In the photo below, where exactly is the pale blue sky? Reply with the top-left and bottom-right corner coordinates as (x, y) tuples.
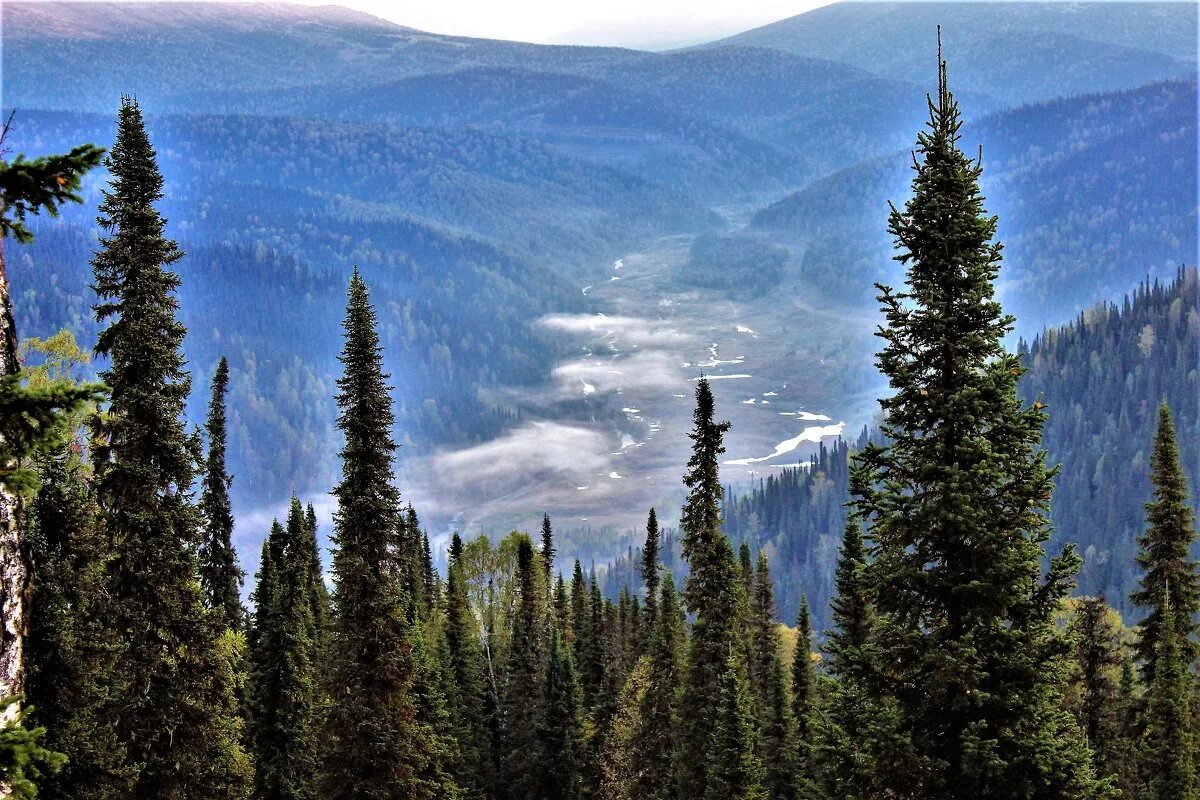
(289, 0), (836, 48)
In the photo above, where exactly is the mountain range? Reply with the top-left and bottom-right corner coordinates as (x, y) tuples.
(3, 0), (1196, 585)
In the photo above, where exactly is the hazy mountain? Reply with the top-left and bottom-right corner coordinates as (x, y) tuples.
(752, 79), (1197, 327)
(710, 1), (1197, 104)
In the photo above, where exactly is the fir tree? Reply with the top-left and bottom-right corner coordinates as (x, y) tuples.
(1142, 593), (1197, 800)
(541, 514), (556, 585)
(441, 539), (490, 797)
(24, 447), (130, 800)
(500, 536), (544, 800)
(569, 560), (588, 662)
(89, 96), (250, 798)
(323, 270), (451, 798)
(1068, 597), (1125, 784)
(641, 508), (661, 624)
(302, 504), (331, 658)
(705, 649), (766, 800)
(633, 573), (684, 800)
(790, 596), (817, 780)
(538, 631), (584, 800)
(848, 51), (1100, 798)
(198, 356), (245, 632)
(752, 553), (797, 800)
(678, 377), (743, 798)
(249, 500), (322, 800)
(816, 523), (887, 800)
(1131, 402), (1199, 684)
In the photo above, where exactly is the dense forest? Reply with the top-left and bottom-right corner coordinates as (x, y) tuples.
(2, 36), (1198, 799)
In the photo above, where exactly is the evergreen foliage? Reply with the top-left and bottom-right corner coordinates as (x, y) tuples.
(322, 270), (452, 798)
(538, 631), (584, 800)
(848, 53), (1100, 798)
(678, 377), (744, 798)
(1141, 594), (1197, 800)
(704, 650), (766, 800)
(199, 356), (245, 632)
(1131, 402), (1199, 684)
(633, 572), (684, 800)
(89, 96), (251, 799)
(500, 536), (544, 800)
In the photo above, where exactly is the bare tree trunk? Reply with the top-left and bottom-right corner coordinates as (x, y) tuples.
(0, 234), (28, 718)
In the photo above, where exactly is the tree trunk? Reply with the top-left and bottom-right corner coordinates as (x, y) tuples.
(0, 234), (28, 717)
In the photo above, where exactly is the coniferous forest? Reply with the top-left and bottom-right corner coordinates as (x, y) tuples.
(0, 29), (1198, 800)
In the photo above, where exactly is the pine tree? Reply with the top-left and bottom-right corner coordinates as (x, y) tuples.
(848, 51), (1100, 798)
(24, 447), (130, 800)
(569, 560), (588, 662)
(678, 377), (743, 798)
(538, 631), (584, 800)
(641, 508), (661, 624)
(1131, 402), (1199, 684)
(198, 356), (245, 632)
(500, 536), (544, 800)
(323, 270), (451, 798)
(89, 96), (250, 798)
(633, 573), (684, 800)
(1142, 593), (1197, 800)
(441, 537), (490, 797)
(1068, 597), (1125, 784)
(705, 649), (766, 800)
(302, 504), (331, 658)
(791, 596), (817, 781)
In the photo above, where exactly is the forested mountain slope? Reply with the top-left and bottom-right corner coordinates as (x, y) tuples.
(1020, 268), (1199, 619)
(752, 79), (1197, 326)
(711, 1), (1197, 103)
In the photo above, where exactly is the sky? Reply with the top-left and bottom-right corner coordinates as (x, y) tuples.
(289, 0), (837, 49)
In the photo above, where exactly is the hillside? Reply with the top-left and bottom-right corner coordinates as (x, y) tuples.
(1020, 268), (1200, 620)
(712, 1), (1197, 104)
(751, 79), (1197, 327)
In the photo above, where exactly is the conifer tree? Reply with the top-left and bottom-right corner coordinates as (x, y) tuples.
(816, 523), (888, 800)
(790, 596), (817, 781)
(541, 513), (556, 584)
(89, 96), (250, 798)
(538, 631), (584, 800)
(705, 649), (766, 800)
(1131, 402), (1199, 684)
(1142, 594), (1197, 800)
(752, 553), (797, 800)
(633, 573), (684, 800)
(25, 447), (130, 800)
(642, 508), (661, 624)
(1068, 597), (1125, 784)
(678, 377), (743, 798)
(302, 504), (331, 656)
(441, 537), (490, 797)
(554, 575), (569, 635)
(848, 51), (1100, 798)
(199, 356), (245, 632)
(323, 270), (451, 798)
(570, 560), (588, 660)
(249, 500), (322, 800)
(501, 536), (544, 800)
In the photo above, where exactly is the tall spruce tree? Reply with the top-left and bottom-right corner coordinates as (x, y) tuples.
(441, 537), (491, 797)
(790, 596), (817, 784)
(633, 572), (684, 800)
(249, 500), (322, 800)
(538, 631), (584, 800)
(1131, 402), (1199, 684)
(752, 553), (798, 800)
(90, 96), (250, 798)
(25, 447), (130, 800)
(816, 522), (889, 800)
(500, 536), (544, 800)
(1142, 593), (1197, 800)
(302, 504), (331, 658)
(199, 356), (245, 632)
(705, 649), (766, 800)
(323, 270), (450, 798)
(678, 377), (743, 798)
(848, 49), (1102, 798)
(541, 514), (556, 584)
(642, 508), (661, 624)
